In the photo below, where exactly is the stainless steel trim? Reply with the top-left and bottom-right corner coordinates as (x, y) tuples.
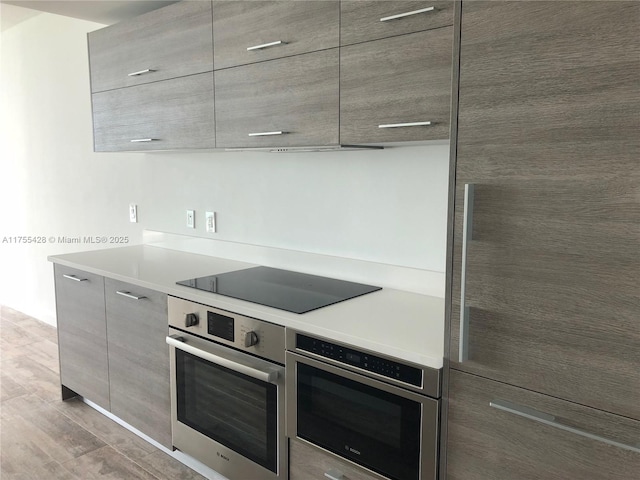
(378, 121), (432, 128)
(62, 274), (87, 282)
(324, 469), (344, 480)
(490, 400), (640, 454)
(459, 183), (475, 362)
(248, 131), (286, 137)
(247, 40), (286, 51)
(128, 68), (155, 76)
(130, 138), (156, 143)
(285, 329), (441, 398)
(115, 290), (146, 300)
(380, 6), (436, 22)
(166, 334), (278, 383)
(286, 351), (439, 480)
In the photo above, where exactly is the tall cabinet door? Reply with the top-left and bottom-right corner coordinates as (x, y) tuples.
(449, 1), (640, 420)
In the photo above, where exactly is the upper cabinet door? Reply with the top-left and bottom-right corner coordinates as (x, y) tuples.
(341, 0), (453, 46)
(92, 73), (215, 151)
(88, 1), (213, 93)
(212, 1), (339, 70)
(215, 50), (339, 148)
(341, 28), (452, 144)
(450, 2), (640, 420)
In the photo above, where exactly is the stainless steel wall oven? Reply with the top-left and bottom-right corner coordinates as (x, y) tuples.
(167, 296), (287, 480)
(286, 330), (441, 480)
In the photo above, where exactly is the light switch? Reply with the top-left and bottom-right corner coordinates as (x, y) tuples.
(129, 204), (137, 223)
(186, 210), (195, 228)
(205, 211), (216, 233)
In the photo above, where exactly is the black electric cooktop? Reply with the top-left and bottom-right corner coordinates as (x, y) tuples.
(176, 266), (381, 314)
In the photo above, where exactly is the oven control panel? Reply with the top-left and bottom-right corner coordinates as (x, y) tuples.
(296, 334), (422, 387)
(168, 296), (285, 364)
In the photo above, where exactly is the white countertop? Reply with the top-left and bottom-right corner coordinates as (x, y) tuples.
(48, 245), (444, 369)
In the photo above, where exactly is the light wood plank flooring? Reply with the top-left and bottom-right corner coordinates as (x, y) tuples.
(0, 305), (206, 480)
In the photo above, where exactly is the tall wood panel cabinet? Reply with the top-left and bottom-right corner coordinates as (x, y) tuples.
(442, 2), (640, 478)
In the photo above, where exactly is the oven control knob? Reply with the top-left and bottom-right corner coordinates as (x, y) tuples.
(184, 313), (199, 328)
(244, 331), (259, 348)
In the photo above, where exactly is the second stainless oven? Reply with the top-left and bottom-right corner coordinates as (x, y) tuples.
(167, 296), (287, 480)
(286, 330), (441, 480)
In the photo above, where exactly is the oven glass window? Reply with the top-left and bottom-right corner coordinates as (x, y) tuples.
(297, 363), (421, 480)
(176, 350), (278, 473)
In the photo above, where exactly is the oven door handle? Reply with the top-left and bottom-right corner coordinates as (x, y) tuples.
(166, 335), (279, 383)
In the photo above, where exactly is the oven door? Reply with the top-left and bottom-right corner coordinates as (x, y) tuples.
(286, 351), (439, 480)
(167, 329), (287, 480)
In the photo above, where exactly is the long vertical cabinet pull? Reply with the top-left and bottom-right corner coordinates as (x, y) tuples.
(459, 183), (475, 362)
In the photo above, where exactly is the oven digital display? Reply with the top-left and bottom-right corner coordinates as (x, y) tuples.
(207, 311), (234, 341)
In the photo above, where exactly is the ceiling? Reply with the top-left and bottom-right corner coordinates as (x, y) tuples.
(1, 0), (178, 30)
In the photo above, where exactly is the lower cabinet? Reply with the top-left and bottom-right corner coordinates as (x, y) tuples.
(54, 265), (110, 410)
(446, 370), (640, 480)
(54, 267), (171, 449)
(105, 279), (171, 448)
(91, 72), (215, 151)
(289, 438), (382, 480)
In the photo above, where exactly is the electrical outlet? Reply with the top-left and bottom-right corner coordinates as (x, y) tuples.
(186, 210), (195, 228)
(129, 204), (137, 223)
(205, 211), (216, 233)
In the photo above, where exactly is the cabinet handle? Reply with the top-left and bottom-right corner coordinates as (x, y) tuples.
(459, 183), (475, 363)
(62, 274), (87, 282)
(248, 131), (286, 137)
(130, 138), (157, 143)
(246, 40), (286, 51)
(166, 335), (278, 383)
(116, 290), (146, 300)
(127, 68), (155, 77)
(490, 400), (640, 454)
(378, 121), (432, 128)
(380, 6), (436, 22)
(324, 469), (344, 480)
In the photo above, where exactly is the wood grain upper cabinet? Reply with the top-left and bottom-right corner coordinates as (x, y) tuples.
(92, 72), (215, 151)
(54, 265), (110, 410)
(88, 1), (213, 93)
(105, 279), (171, 448)
(340, 28), (452, 144)
(446, 370), (640, 480)
(341, 0), (453, 46)
(212, 1), (339, 70)
(215, 50), (339, 148)
(449, 2), (640, 420)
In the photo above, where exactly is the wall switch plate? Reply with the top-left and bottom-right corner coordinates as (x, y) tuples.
(205, 211), (216, 233)
(129, 204), (137, 223)
(186, 210), (195, 228)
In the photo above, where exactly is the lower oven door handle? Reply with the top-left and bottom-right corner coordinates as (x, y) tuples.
(166, 335), (278, 383)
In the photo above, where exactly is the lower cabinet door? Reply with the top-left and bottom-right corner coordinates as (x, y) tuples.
(289, 438), (382, 480)
(105, 279), (171, 448)
(446, 370), (640, 480)
(54, 265), (110, 410)
(91, 72), (215, 151)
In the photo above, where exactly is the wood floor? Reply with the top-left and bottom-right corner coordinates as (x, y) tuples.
(0, 305), (206, 480)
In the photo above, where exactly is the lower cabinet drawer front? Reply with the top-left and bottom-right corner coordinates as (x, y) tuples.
(290, 438), (384, 480)
(446, 370), (640, 480)
(105, 279), (171, 448)
(92, 73), (215, 151)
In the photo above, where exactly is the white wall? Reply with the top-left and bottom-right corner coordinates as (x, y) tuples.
(0, 9), (146, 324)
(0, 9), (449, 326)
